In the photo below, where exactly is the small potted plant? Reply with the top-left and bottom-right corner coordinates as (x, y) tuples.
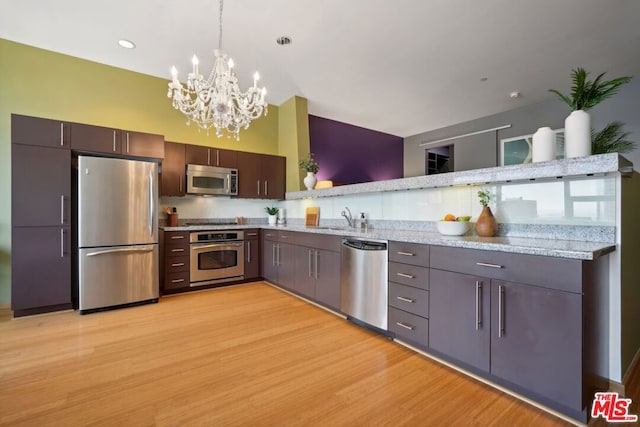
(549, 68), (632, 158)
(265, 206), (279, 226)
(299, 153), (320, 190)
(475, 190), (497, 237)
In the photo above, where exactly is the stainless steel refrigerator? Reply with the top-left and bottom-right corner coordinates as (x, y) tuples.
(77, 156), (159, 313)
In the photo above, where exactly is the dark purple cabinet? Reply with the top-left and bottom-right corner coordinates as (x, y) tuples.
(185, 145), (237, 168)
(237, 152), (286, 200)
(293, 234), (341, 310)
(11, 226), (72, 315)
(314, 249), (340, 311)
(490, 280), (582, 412)
(11, 114), (70, 148)
(294, 248), (316, 299)
(429, 269), (490, 372)
(161, 141), (186, 197)
(261, 232), (295, 290)
(12, 144), (71, 227)
(71, 123), (164, 159)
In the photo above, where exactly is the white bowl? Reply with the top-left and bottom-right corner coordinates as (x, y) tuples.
(437, 220), (470, 236)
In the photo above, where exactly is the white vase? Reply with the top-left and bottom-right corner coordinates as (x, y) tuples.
(303, 172), (317, 190)
(564, 110), (591, 158)
(268, 214), (277, 226)
(532, 127), (555, 162)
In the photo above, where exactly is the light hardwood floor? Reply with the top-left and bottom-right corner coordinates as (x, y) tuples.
(0, 283), (593, 426)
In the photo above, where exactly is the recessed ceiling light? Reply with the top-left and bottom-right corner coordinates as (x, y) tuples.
(480, 77), (488, 82)
(118, 39), (136, 49)
(276, 36), (292, 46)
(509, 91), (521, 99)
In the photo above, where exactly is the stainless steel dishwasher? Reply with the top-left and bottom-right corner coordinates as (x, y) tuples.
(341, 238), (388, 330)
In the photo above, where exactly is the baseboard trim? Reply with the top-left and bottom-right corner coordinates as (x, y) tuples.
(622, 347), (640, 392)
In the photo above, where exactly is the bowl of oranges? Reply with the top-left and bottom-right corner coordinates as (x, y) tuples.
(437, 213), (471, 236)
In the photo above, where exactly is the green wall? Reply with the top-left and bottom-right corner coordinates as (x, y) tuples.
(0, 38), (283, 303)
(278, 96), (310, 192)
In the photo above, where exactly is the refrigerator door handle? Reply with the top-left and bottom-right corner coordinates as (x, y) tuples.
(148, 170), (153, 236)
(86, 245), (156, 257)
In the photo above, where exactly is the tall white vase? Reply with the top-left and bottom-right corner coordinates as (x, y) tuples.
(532, 127), (555, 162)
(303, 172), (317, 190)
(564, 110), (591, 158)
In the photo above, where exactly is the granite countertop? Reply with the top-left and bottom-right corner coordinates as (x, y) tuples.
(161, 224), (615, 260)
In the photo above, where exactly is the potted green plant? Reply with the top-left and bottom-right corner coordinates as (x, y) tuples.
(299, 153), (320, 190)
(265, 206), (279, 225)
(591, 122), (636, 154)
(475, 190), (496, 237)
(549, 68), (632, 158)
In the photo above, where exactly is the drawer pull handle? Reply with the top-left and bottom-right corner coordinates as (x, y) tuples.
(170, 235), (185, 240)
(171, 263), (185, 267)
(281, 235), (288, 239)
(247, 233), (258, 236)
(397, 251), (415, 257)
(396, 272), (415, 279)
(396, 322), (415, 331)
(171, 278), (185, 283)
(171, 248), (185, 253)
(476, 262), (503, 269)
(396, 296), (415, 303)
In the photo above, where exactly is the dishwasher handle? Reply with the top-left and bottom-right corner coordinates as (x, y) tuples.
(342, 240), (387, 251)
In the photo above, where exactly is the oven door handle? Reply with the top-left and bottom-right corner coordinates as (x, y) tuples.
(191, 242), (243, 250)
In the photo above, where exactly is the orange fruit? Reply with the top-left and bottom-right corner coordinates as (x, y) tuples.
(444, 213), (456, 221)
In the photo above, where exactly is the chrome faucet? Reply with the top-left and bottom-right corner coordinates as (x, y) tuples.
(341, 207), (355, 228)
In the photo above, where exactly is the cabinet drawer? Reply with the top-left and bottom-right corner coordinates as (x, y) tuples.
(166, 245), (188, 257)
(388, 262), (429, 290)
(244, 229), (259, 240)
(165, 271), (190, 290)
(389, 282), (429, 317)
(165, 231), (189, 242)
(296, 232), (341, 252)
(430, 246), (582, 293)
(388, 307), (429, 348)
(277, 230), (297, 243)
(389, 241), (429, 267)
(165, 256), (189, 273)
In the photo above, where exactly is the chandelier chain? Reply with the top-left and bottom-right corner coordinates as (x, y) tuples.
(218, 0), (223, 50)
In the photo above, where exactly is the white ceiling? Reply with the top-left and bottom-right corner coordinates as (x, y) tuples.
(1, 0), (640, 138)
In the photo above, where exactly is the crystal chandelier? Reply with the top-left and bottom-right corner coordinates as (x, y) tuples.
(167, 0), (267, 140)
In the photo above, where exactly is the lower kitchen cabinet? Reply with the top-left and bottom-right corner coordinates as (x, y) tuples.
(160, 231), (190, 292)
(261, 231), (295, 290)
(429, 269), (490, 372)
(388, 306), (429, 348)
(11, 226), (72, 316)
(490, 280), (582, 412)
(244, 229), (260, 279)
(293, 247), (341, 309)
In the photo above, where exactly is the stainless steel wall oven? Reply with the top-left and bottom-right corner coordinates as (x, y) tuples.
(190, 231), (244, 286)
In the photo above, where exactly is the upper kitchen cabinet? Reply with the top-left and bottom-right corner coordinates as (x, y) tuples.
(237, 152), (285, 200)
(71, 123), (164, 159)
(185, 145), (237, 168)
(161, 141), (186, 197)
(12, 144), (71, 227)
(11, 114), (71, 148)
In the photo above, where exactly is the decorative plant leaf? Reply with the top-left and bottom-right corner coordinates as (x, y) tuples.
(591, 122), (636, 154)
(549, 68), (632, 111)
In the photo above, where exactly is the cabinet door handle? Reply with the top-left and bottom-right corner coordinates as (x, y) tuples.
(475, 281), (482, 330)
(60, 123), (65, 146)
(397, 251), (415, 257)
(171, 248), (185, 253)
(60, 195), (65, 225)
(308, 250), (313, 277)
(396, 322), (415, 331)
(396, 272), (415, 279)
(171, 262), (185, 267)
(476, 262), (503, 269)
(126, 132), (130, 153)
(498, 285), (505, 337)
(171, 278), (185, 284)
(247, 233), (258, 237)
(314, 250), (319, 279)
(207, 149), (211, 165)
(277, 244), (280, 267)
(216, 149), (219, 166)
(170, 235), (185, 240)
(60, 228), (65, 257)
(396, 296), (415, 303)
(264, 180), (268, 196)
(272, 243), (276, 266)
(179, 174), (183, 192)
(247, 241), (251, 263)
(113, 130), (117, 152)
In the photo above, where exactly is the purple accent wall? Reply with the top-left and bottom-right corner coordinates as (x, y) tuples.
(308, 115), (403, 185)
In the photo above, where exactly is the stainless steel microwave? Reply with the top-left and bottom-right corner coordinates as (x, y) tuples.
(186, 164), (238, 196)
